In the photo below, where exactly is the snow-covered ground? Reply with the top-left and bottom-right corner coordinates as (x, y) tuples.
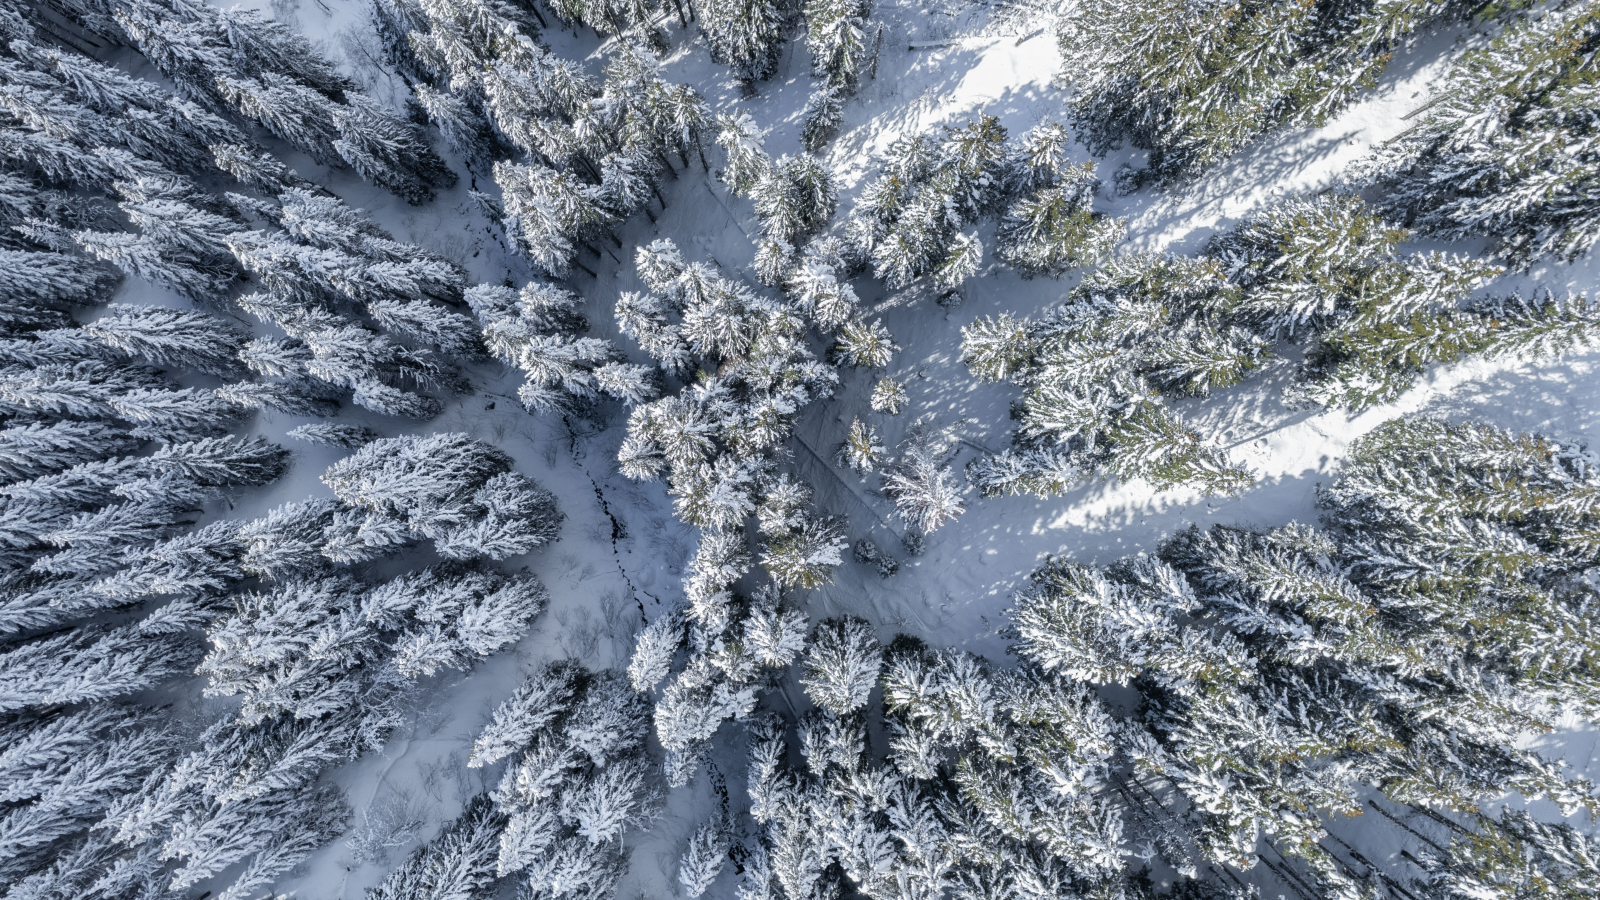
(178, 1), (1600, 897)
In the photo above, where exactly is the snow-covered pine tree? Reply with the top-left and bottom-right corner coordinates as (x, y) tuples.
(868, 376), (905, 415)
(646, 582), (810, 786)
(742, 627), (1140, 900)
(286, 422), (380, 448)
(322, 433), (563, 560)
(0, 705), (179, 890)
(715, 111), (772, 196)
(472, 664), (661, 896)
(800, 615), (880, 715)
(1362, 1), (1600, 266)
(799, 0), (872, 149)
(834, 417), (883, 474)
(965, 191), (1574, 496)
(110, 0), (454, 202)
(679, 809), (733, 897)
(880, 421), (964, 534)
(108, 713), (357, 900)
(985, 414), (1600, 893)
(471, 282), (655, 413)
(995, 158), (1123, 279)
(752, 154), (838, 246)
(400, 1), (703, 272)
(701, 0), (785, 86)
(364, 794), (505, 900)
(0, 623), (198, 712)
(469, 662), (581, 768)
(0, 420), (135, 484)
(960, 253), (1256, 496)
(842, 115), (1009, 289)
(626, 606), (684, 693)
(82, 304), (245, 377)
(805, 0), (871, 90)
(800, 83), (845, 152)
(1205, 192), (1597, 409)
(1058, 0), (1486, 185)
(135, 561), (550, 896)
(615, 240), (851, 599)
(1410, 806), (1600, 900)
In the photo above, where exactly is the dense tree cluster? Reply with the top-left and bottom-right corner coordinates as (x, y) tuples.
(841, 118), (1122, 299)
(388, 0), (709, 277)
(844, 115), (1010, 293)
(1, 425), (559, 898)
(1362, 0), (1600, 267)
(468, 279), (657, 414)
(56, 0), (454, 202)
(742, 416), (1600, 900)
(365, 793), (505, 900)
(716, 112), (840, 258)
(962, 192), (1599, 497)
(2, 1), (1595, 899)
(997, 415), (1600, 897)
(465, 662), (662, 898)
(0, 3), (480, 421)
(739, 615), (1148, 900)
(995, 124), (1123, 279)
(226, 189), (481, 419)
(1056, 0), (1492, 186)
(616, 237), (844, 783)
(800, 0), (876, 150)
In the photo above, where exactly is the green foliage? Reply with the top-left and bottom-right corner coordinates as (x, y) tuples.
(996, 161), (1123, 278)
(1366, 0), (1600, 265)
(993, 415), (1600, 890)
(1058, 0), (1485, 184)
(1417, 807), (1600, 900)
(962, 253), (1256, 497)
(964, 191), (1600, 498)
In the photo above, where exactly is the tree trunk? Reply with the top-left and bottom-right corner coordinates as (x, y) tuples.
(652, 184), (669, 210)
(604, 8), (627, 38)
(670, 0), (688, 27)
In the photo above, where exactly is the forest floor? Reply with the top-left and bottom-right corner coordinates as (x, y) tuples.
(161, 1), (1600, 897)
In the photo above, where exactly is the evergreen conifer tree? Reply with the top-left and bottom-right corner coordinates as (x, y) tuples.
(1362, 1), (1600, 266)
(1057, 0), (1486, 184)
(835, 417), (884, 474)
(881, 422), (964, 533)
(701, 0), (785, 85)
(366, 795), (507, 900)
